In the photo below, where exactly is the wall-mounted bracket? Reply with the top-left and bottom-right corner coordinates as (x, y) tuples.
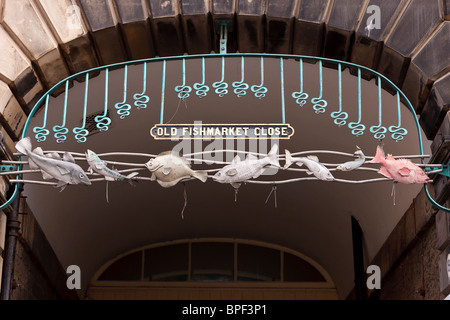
(215, 19), (233, 54)
(0, 165), (18, 173)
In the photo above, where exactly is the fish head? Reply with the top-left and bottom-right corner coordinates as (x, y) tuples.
(414, 169), (430, 184)
(323, 172), (335, 181)
(145, 158), (161, 172)
(212, 170), (226, 183)
(74, 170), (92, 186)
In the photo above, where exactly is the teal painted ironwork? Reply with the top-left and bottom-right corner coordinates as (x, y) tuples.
(389, 92), (408, 142)
(251, 56), (267, 99)
(115, 64), (132, 119)
(175, 58), (192, 100)
(212, 56), (228, 97)
(33, 94), (50, 142)
(52, 80), (70, 143)
(72, 73), (90, 142)
(0, 165), (18, 172)
(311, 60), (327, 114)
(369, 76), (387, 140)
(193, 57), (209, 97)
(280, 58), (286, 124)
(348, 68), (366, 136)
(3, 52), (448, 213)
(95, 68), (112, 131)
(291, 58), (308, 107)
(133, 62), (149, 109)
(232, 56), (249, 97)
(330, 63), (348, 126)
(160, 60), (166, 124)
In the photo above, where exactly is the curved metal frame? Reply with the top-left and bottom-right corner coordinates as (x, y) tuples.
(0, 53), (447, 212)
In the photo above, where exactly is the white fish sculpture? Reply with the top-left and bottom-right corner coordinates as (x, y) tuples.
(284, 150), (334, 181)
(86, 149), (139, 184)
(336, 146), (365, 171)
(212, 144), (280, 189)
(144, 151), (208, 188)
(15, 137), (91, 191)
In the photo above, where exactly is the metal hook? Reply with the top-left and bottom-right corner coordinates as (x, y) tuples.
(265, 184), (278, 208)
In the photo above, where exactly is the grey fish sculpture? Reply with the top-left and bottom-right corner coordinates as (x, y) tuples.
(284, 150), (334, 181)
(212, 144), (280, 189)
(336, 146), (365, 171)
(145, 151), (208, 188)
(86, 149), (139, 184)
(15, 137), (91, 191)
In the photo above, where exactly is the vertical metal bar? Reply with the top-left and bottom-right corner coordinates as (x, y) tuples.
(280, 58), (286, 124)
(160, 60), (166, 124)
(0, 184), (23, 300)
(351, 216), (367, 300)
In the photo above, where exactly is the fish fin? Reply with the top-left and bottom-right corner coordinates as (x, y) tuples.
(56, 165), (70, 175)
(386, 154), (395, 161)
(231, 182), (241, 189)
(41, 171), (54, 180)
(378, 166), (393, 179)
(231, 155), (240, 164)
(225, 168), (238, 176)
(126, 172), (139, 179)
(306, 170), (313, 175)
(192, 170), (208, 183)
(94, 163), (103, 170)
(150, 173), (156, 181)
(253, 168), (265, 179)
(28, 158), (39, 170)
(246, 154), (257, 161)
(370, 145), (386, 164)
(283, 150), (292, 169)
(105, 176), (115, 182)
(87, 167), (93, 174)
(46, 152), (61, 160)
(33, 147), (45, 156)
(162, 167), (172, 175)
(398, 167), (412, 177)
(295, 162), (304, 168)
(55, 181), (67, 192)
(267, 144), (280, 167)
(15, 137), (32, 155)
(63, 152), (75, 163)
(307, 155), (319, 162)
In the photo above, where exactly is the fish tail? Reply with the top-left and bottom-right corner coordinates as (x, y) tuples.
(193, 170), (208, 183)
(267, 144), (280, 167)
(284, 149), (293, 169)
(15, 137), (32, 155)
(370, 145), (386, 164)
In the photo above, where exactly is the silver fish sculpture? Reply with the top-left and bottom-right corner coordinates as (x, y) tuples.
(86, 149), (139, 183)
(336, 146), (365, 171)
(145, 151), (208, 188)
(284, 150), (334, 181)
(15, 137), (91, 191)
(212, 144), (280, 189)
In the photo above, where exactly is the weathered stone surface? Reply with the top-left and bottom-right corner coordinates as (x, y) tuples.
(8, 67), (44, 113)
(351, 0), (407, 71)
(436, 208), (450, 250)
(438, 245), (450, 295)
(148, 0), (184, 56)
(115, 0), (155, 59)
(180, 0), (212, 54)
(323, 0), (365, 60)
(36, 0), (99, 73)
(237, 0), (265, 53)
(78, 0), (127, 64)
(403, 22), (450, 113)
(414, 187), (436, 233)
(293, 0), (330, 56)
(265, 0), (297, 53)
(420, 72), (450, 139)
(0, 81), (27, 139)
(378, 0), (443, 87)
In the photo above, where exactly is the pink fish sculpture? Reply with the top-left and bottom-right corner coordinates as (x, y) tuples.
(369, 145), (430, 184)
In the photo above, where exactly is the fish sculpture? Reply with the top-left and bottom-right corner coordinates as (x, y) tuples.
(284, 150), (334, 181)
(212, 144), (280, 189)
(145, 151), (208, 188)
(336, 146), (365, 171)
(15, 137), (91, 191)
(85, 149), (139, 184)
(369, 145), (430, 184)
